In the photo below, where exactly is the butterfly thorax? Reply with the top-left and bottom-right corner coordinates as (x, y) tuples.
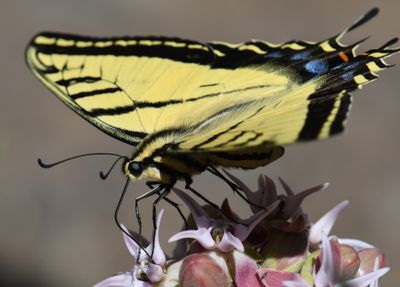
(123, 131), (207, 184)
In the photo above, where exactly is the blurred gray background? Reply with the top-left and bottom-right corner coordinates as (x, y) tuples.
(1, 0), (399, 286)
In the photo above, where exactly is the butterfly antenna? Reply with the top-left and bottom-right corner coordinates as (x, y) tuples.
(38, 152), (124, 168)
(100, 155), (128, 180)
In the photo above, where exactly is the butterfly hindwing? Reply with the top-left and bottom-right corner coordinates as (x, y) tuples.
(173, 36), (398, 153)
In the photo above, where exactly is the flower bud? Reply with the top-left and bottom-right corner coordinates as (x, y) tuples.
(339, 244), (360, 281)
(260, 230), (307, 272)
(357, 248), (387, 277)
(179, 253), (229, 287)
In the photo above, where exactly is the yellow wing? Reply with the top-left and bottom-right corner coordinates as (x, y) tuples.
(26, 33), (218, 144)
(26, 10), (398, 154)
(25, 32), (313, 146)
(173, 38), (398, 152)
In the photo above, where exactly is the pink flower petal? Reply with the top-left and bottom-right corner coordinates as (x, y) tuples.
(259, 174), (278, 204)
(218, 231), (244, 252)
(252, 174), (278, 213)
(173, 188), (211, 228)
(256, 268), (309, 287)
(280, 183), (329, 220)
(93, 273), (135, 287)
(309, 201), (349, 245)
(169, 228), (215, 250)
(278, 177), (295, 196)
(233, 251), (260, 287)
(234, 201), (280, 241)
(179, 253), (229, 287)
(224, 171), (278, 214)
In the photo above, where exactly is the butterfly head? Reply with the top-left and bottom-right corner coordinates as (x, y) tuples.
(123, 159), (163, 182)
(125, 161), (143, 177)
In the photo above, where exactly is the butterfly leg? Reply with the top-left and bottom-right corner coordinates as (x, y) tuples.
(134, 184), (165, 261)
(146, 181), (188, 229)
(207, 166), (265, 210)
(149, 185), (173, 258)
(185, 178), (244, 225)
(184, 178), (219, 209)
(207, 166), (240, 192)
(114, 178), (153, 259)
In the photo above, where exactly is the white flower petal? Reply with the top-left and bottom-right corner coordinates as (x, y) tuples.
(218, 231), (244, 252)
(315, 234), (341, 285)
(370, 258), (381, 287)
(310, 200), (349, 245)
(169, 227), (215, 249)
(142, 263), (164, 282)
(283, 281), (310, 287)
(335, 267), (389, 287)
(338, 238), (374, 250)
(121, 225), (139, 260)
(144, 209), (166, 266)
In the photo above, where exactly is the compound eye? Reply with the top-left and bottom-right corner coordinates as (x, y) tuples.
(127, 161), (143, 176)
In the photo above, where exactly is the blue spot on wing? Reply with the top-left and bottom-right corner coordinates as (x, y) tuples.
(305, 59), (328, 75)
(332, 62), (359, 71)
(264, 51), (282, 58)
(341, 71), (354, 80)
(291, 51), (310, 60)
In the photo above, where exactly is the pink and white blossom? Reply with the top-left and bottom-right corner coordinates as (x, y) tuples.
(94, 174), (390, 287)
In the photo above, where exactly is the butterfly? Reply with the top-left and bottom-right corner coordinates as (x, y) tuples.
(26, 8), (398, 251)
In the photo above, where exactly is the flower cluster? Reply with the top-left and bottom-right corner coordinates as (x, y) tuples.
(95, 173), (389, 287)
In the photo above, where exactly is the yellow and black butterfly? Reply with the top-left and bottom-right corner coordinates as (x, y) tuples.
(26, 8), (398, 248)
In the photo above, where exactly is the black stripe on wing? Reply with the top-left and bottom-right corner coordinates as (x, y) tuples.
(298, 96), (337, 141)
(70, 87), (122, 100)
(329, 92), (352, 136)
(30, 32), (215, 65)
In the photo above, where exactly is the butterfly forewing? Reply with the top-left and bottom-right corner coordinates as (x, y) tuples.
(26, 33), (217, 143)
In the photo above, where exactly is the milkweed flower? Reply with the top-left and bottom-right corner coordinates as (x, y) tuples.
(94, 174), (389, 287)
(94, 210), (167, 287)
(168, 188), (280, 253)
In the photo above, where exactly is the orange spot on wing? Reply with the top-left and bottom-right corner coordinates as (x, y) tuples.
(339, 51), (349, 62)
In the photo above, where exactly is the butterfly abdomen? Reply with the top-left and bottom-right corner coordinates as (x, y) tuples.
(198, 146), (285, 170)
